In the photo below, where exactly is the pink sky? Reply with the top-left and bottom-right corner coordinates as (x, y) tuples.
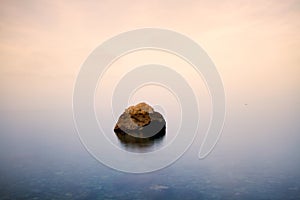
(0, 0), (299, 112)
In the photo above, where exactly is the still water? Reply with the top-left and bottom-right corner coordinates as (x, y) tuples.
(0, 110), (299, 200)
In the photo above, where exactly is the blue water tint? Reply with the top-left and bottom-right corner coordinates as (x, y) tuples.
(0, 110), (299, 199)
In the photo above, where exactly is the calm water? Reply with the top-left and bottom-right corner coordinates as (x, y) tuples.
(0, 110), (299, 200)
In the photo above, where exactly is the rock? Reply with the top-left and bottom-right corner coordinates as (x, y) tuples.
(114, 102), (166, 139)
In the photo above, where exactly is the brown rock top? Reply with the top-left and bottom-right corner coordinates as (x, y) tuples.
(114, 102), (166, 139)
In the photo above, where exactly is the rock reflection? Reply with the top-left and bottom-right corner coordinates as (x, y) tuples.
(114, 126), (166, 152)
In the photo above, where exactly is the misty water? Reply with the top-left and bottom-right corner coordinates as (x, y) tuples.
(1, 0), (300, 199)
(0, 107), (299, 200)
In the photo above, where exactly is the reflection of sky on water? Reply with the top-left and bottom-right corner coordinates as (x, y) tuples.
(0, 109), (299, 199)
(0, 0), (299, 199)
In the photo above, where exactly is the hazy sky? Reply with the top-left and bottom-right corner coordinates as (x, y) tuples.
(0, 1), (300, 185)
(0, 0), (299, 113)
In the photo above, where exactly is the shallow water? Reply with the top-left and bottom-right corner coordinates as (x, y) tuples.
(0, 110), (299, 200)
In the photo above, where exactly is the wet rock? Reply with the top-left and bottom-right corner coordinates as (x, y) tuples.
(114, 102), (166, 139)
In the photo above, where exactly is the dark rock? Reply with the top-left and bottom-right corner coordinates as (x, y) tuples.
(114, 102), (166, 139)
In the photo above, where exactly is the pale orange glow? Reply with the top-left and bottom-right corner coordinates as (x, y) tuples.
(0, 0), (299, 112)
